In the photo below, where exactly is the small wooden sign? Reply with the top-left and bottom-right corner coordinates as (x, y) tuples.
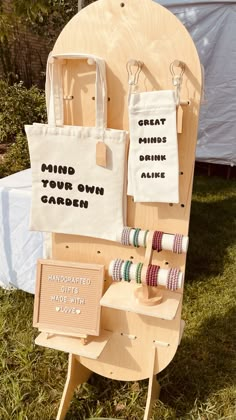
(33, 259), (104, 337)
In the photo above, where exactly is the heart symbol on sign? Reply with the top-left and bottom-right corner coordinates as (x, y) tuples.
(76, 309), (81, 315)
(56, 307), (60, 312)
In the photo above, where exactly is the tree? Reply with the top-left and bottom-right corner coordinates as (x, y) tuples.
(0, 0), (96, 85)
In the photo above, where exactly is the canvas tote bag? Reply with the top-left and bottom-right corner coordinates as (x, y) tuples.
(25, 53), (127, 241)
(127, 89), (179, 203)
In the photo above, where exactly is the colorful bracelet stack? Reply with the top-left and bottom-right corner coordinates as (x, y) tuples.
(112, 258), (124, 281)
(172, 234), (184, 254)
(119, 227), (187, 254)
(120, 227), (149, 248)
(110, 259), (182, 290)
(167, 268), (180, 291)
(121, 227), (132, 246)
(146, 264), (160, 286)
(152, 231), (163, 252)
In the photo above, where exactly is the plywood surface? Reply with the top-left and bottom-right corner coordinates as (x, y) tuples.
(35, 330), (112, 359)
(48, 0), (202, 380)
(100, 282), (182, 320)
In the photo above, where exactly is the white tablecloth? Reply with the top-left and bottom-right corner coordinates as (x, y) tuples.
(0, 169), (44, 293)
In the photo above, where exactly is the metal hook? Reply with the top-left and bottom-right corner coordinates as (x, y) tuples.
(126, 59), (143, 86)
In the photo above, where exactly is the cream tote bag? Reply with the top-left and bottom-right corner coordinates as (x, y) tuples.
(25, 53), (127, 241)
(127, 90), (179, 203)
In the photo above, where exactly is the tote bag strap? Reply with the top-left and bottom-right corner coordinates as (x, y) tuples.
(46, 52), (107, 130)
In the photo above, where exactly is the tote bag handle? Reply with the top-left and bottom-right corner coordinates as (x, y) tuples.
(46, 52), (107, 130)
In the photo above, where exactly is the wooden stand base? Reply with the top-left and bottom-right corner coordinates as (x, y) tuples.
(56, 347), (160, 420)
(135, 284), (163, 306)
(144, 345), (161, 420)
(56, 354), (91, 420)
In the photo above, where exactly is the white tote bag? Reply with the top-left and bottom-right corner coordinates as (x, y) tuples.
(25, 53), (127, 241)
(128, 90), (179, 203)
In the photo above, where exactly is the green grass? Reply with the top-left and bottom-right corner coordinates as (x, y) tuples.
(0, 175), (236, 420)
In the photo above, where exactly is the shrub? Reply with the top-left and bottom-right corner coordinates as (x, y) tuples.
(0, 80), (46, 144)
(0, 133), (30, 178)
(0, 80), (46, 177)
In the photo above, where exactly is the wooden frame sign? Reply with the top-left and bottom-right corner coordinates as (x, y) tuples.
(33, 259), (104, 337)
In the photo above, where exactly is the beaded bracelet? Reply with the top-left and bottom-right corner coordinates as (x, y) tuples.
(146, 264), (159, 286)
(173, 234), (183, 254)
(123, 260), (132, 282)
(151, 265), (160, 286)
(167, 268), (180, 291)
(157, 231), (163, 252)
(112, 258), (124, 281)
(147, 265), (153, 286)
(133, 228), (141, 248)
(155, 231), (163, 252)
(121, 227), (132, 246)
(146, 265), (152, 286)
(149, 264), (160, 286)
(152, 231), (163, 252)
(148, 265), (155, 286)
(152, 231), (157, 250)
(135, 262), (143, 284)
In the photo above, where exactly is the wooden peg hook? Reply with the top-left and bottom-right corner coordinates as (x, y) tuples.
(135, 231), (163, 306)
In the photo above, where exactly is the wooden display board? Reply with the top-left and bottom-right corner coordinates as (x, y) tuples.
(35, 0), (202, 418)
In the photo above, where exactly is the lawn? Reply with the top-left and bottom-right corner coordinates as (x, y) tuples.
(0, 174), (235, 420)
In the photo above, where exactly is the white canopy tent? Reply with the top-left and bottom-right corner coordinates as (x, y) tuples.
(157, 0), (236, 166)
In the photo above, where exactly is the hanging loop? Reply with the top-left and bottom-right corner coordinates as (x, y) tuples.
(170, 60), (185, 78)
(126, 59), (143, 86)
(170, 60), (185, 105)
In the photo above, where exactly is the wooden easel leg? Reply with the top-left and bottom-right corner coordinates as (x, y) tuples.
(144, 346), (161, 420)
(56, 353), (92, 420)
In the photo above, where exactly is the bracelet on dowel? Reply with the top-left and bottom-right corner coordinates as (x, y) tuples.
(118, 227), (189, 254)
(109, 260), (183, 290)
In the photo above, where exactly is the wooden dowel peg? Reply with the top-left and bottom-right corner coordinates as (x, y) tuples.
(177, 105), (183, 134)
(117, 228), (189, 254)
(180, 100), (190, 106)
(135, 239), (163, 306)
(109, 260), (183, 289)
(144, 231), (154, 266)
(135, 285), (163, 306)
